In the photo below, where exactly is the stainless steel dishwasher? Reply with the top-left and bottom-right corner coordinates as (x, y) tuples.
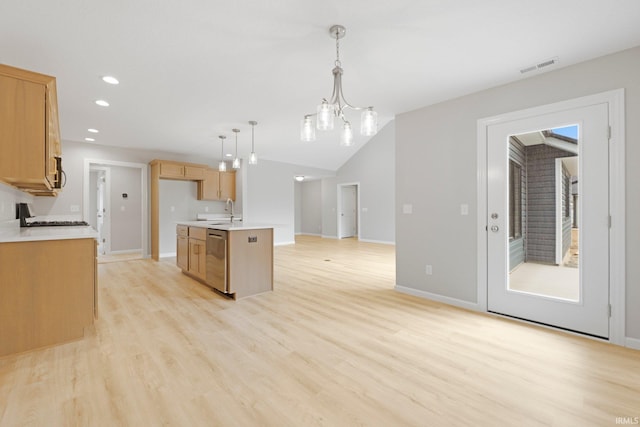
(206, 229), (228, 293)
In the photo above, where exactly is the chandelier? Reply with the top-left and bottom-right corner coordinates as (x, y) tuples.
(300, 25), (378, 146)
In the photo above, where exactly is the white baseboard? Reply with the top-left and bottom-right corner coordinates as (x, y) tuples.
(321, 234), (338, 239)
(359, 238), (395, 245)
(109, 249), (142, 255)
(626, 337), (640, 351)
(159, 252), (176, 258)
(298, 233), (322, 237)
(275, 241), (296, 246)
(394, 285), (480, 311)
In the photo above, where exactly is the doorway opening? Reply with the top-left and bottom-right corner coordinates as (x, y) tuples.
(337, 183), (360, 239)
(507, 126), (579, 302)
(83, 159), (149, 260)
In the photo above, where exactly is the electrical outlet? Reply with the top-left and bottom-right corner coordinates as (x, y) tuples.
(205, 206), (209, 212)
(70, 205), (80, 212)
(425, 265), (433, 275)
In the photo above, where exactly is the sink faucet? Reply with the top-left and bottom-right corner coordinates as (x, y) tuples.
(225, 198), (234, 222)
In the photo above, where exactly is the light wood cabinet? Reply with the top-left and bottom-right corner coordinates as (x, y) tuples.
(0, 238), (96, 357)
(228, 228), (273, 299)
(198, 169), (236, 201)
(156, 160), (205, 180)
(0, 64), (61, 195)
(176, 225), (189, 270)
(177, 226), (207, 281)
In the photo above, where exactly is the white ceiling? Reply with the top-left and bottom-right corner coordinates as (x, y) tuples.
(2, 1), (639, 171)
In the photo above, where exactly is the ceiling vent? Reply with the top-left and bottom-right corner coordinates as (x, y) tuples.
(520, 57), (559, 74)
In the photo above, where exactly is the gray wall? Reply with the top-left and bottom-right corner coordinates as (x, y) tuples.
(110, 166), (143, 252)
(310, 120), (396, 243)
(300, 180), (322, 235)
(525, 144), (574, 263)
(294, 181), (302, 234)
(395, 45), (640, 340)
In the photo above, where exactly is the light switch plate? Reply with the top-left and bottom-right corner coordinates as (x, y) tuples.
(403, 204), (413, 214)
(460, 204), (469, 215)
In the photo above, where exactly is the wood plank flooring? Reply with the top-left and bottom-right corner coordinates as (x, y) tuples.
(1, 235), (639, 426)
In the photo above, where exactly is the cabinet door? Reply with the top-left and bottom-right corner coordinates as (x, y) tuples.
(176, 235), (189, 270)
(219, 171), (236, 201)
(0, 75), (46, 185)
(184, 166), (204, 180)
(159, 162), (184, 179)
(198, 169), (220, 200)
(188, 238), (206, 280)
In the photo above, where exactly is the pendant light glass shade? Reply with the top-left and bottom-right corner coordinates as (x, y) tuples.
(218, 135), (227, 172)
(316, 100), (334, 131)
(232, 128), (241, 169)
(301, 115), (316, 142)
(249, 121), (258, 165)
(340, 122), (353, 147)
(360, 107), (378, 136)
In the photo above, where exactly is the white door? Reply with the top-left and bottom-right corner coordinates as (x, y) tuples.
(339, 185), (357, 238)
(487, 103), (610, 338)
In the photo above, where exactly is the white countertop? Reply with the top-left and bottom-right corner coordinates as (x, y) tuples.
(0, 220), (99, 243)
(177, 220), (274, 231)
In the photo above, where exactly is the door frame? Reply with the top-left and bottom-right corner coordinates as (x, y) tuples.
(83, 159), (149, 258)
(476, 89), (625, 345)
(90, 166), (111, 255)
(337, 182), (360, 239)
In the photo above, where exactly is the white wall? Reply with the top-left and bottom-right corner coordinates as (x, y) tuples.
(0, 182), (32, 222)
(306, 120), (395, 243)
(395, 46), (640, 341)
(245, 159), (334, 245)
(300, 180), (322, 235)
(294, 181), (302, 234)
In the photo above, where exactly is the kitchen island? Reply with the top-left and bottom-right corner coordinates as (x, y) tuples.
(0, 222), (98, 357)
(176, 221), (273, 299)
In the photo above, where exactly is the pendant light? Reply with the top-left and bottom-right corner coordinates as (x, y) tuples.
(300, 25), (378, 144)
(232, 128), (241, 169)
(248, 121), (258, 165)
(218, 135), (227, 172)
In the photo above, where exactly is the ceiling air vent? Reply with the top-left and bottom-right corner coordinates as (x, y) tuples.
(520, 57), (559, 74)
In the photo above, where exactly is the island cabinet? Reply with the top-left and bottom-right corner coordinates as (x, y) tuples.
(176, 225), (189, 270)
(0, 237), (97, 357)
(0, 64), (62, 195)
(175, 224), (273, 299)
(227, 228), (273, 299)
(188, 226), (207, 280)
(197, 169), (236, 201)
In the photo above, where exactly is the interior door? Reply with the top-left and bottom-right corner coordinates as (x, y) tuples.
(340, 185), (357, 238)
(487, 103), (610, 338)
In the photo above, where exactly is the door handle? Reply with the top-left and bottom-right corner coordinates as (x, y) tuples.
(491, 225), (499, 232)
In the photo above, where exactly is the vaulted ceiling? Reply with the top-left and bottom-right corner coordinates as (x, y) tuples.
(2, 1), (639, 170)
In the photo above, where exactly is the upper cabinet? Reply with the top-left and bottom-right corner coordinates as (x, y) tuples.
(198, 169), (235, 201)
(0, 64), (61, 195)
(155, 160), (205, 180)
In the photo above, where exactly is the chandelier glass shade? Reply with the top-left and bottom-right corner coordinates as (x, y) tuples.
(301, 25), (378, 146)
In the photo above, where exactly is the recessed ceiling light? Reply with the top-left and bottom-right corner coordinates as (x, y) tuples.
(225, 153), (233, 157)
(88, 128), (99, 133)
(102, 76), (119, 85)
(295, 175), (305, 182)
(85, 137), (95, 142)
(95, 100), (109, 107)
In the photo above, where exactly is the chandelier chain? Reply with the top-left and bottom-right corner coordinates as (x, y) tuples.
(335, 30), (341, 67)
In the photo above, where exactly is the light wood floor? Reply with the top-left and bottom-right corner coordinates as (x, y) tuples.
(1, 235), (639, 426)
